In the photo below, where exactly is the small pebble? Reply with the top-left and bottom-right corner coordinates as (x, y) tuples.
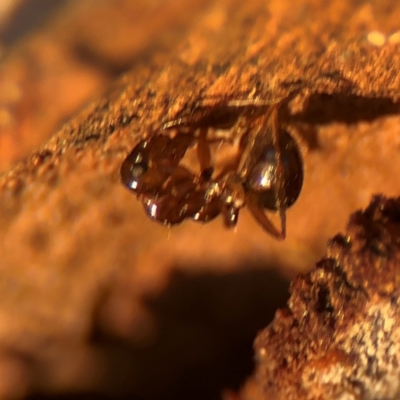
(367, 31), (386, 46)
(388, 31), (400, 44)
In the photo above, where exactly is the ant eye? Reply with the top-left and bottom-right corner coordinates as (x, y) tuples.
(245, 130), (303, 210)
(120, 141), (149, 191)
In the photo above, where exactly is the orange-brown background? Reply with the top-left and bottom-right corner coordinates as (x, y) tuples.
(0, 0), (399, 398)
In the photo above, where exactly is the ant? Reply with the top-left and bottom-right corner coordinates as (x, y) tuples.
(120, 102), (303, 240)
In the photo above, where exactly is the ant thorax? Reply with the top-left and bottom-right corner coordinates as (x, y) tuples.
(167, 126), (243, 180)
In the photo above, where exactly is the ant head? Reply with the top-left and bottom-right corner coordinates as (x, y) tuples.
(120, 141), (149, 191)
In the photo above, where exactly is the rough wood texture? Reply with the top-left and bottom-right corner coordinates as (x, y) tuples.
(0, 0), (399, 398)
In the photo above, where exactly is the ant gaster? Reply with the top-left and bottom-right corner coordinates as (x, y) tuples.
(120, 103), (303, 239)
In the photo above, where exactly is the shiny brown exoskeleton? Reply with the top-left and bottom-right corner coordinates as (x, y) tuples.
(120, 104), (303, 239)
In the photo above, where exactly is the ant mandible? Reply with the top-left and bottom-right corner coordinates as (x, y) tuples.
(120, 101), (303, 240)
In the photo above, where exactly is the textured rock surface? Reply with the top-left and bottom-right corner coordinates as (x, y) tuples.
(235, 196), (400, 399)
(0, 0), (399, 398)
(0, 0), (212, 171)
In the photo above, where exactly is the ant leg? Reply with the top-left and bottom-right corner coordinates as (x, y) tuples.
(246, 194), (284, 240)
(196, 128), (213, 180)
(270, 105), (287, 239)
(161, 119), (187, 130)
(213, 127), (250, 181)
(226, 98), (272, 107)
(163, 132), (196, 167)
(284, 123), (316, 154)
(224, 88), (301, 109)
(237, 105), (276, 177)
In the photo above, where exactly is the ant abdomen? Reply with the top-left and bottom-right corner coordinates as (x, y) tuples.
(244, 129), (303, 211)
